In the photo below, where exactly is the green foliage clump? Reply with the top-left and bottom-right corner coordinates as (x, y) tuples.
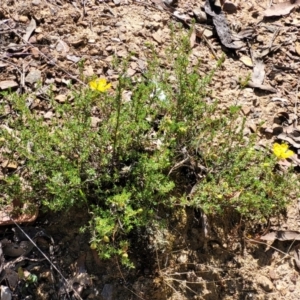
(192, 132), (293, 221)
(0, 26), (295, 266)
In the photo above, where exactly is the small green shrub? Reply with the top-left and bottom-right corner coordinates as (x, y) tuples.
(191, 130), (294, 221)
(0, 26), (295, 266)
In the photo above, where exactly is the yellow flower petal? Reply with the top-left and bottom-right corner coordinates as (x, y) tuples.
(273, 143), (282, 157)
(273, 143), (294, 159)
(89, 78), (111, 92)
(281, 149), (294, 159)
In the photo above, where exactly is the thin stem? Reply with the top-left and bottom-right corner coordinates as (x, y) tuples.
(112, 77), (123, 162)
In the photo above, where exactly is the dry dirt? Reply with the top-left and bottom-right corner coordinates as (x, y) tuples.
(1, 0), (300, 299)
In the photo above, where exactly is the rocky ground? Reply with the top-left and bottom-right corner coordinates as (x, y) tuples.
(1, 0), (300, 299)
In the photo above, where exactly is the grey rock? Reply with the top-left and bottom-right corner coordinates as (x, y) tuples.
(25, 69), (42, 84)
(1, 286), (12, 300)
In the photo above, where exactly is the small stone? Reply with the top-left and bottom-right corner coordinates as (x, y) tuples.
(256, 35), (265, 43)
(91, 117), (100, 128)
(32, 0), (41, 5)
(223, 1), (237, 13)
(83, 65), (94, 77)
(289, 285), (296, 292)
(177, 253), (188, 264)
(275, 74), (284, 83)
(56, 40), (69, 53)
(203, 29), (213, 38)
(1, 160), (18, 170)
(193, 8), (207, 23)
(7, 161), (18, 169)
(269, 268), (279, 280)
(36, 34), (44, 42)
(90, 49), (99, 55)
(126, 68), (136, 77)
(44, 111), (53, 119)
(35, 27), (43, 33)
(257, 275), (274, 292)
(241, 105), (251, 116)
(55, 94), (67, 103)
(247, 120), (257, 133)
(290, 272), (298, 284)
(243, 127), (251, 136)
(25, 69), (42, 84)
(1, 286), (12, 300)
(30, 47), (40, 58)
(152, 31), (162, 44)
(19, 15), (29, 23)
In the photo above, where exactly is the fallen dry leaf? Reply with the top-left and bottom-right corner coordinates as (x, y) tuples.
(204, 0), (244, 49)
(66, 55), (81, 63)
(173, 11), (191, 23)
(55, 94), (68, 103)
(23, 18), (36, 42)
(56, 40), (70, 53)
(239, 56), (253, 67)
(264, 0), (300, 17)
(1, 160), (18, 169)
(0, 80), (18, 90)
(261, 230), (300, 241)
(277, 133), (300, 148)
(295, 42), (300, 56)
(44, 111), (53, 119)
(247, 81), (277, 93)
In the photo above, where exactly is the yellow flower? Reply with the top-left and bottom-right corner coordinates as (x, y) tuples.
(89, 78), (111, 92)
(273, 143), (294, 159)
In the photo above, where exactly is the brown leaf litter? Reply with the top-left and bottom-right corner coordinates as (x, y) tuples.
(1, 0), (300, 298)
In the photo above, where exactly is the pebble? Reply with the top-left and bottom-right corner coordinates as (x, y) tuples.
(193, 8), (207, 23)
(91, 117), (101, 128)
(1, 286), (12, 300)
(241, 105), (251, 116)
(44, 111), (53, 119)
(177, 253), (188, 264)
(19, 15), (29, 23)
(257, 275), (274, 292)
(25, 69), (42, 84)
(223, 1), (237, 13)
